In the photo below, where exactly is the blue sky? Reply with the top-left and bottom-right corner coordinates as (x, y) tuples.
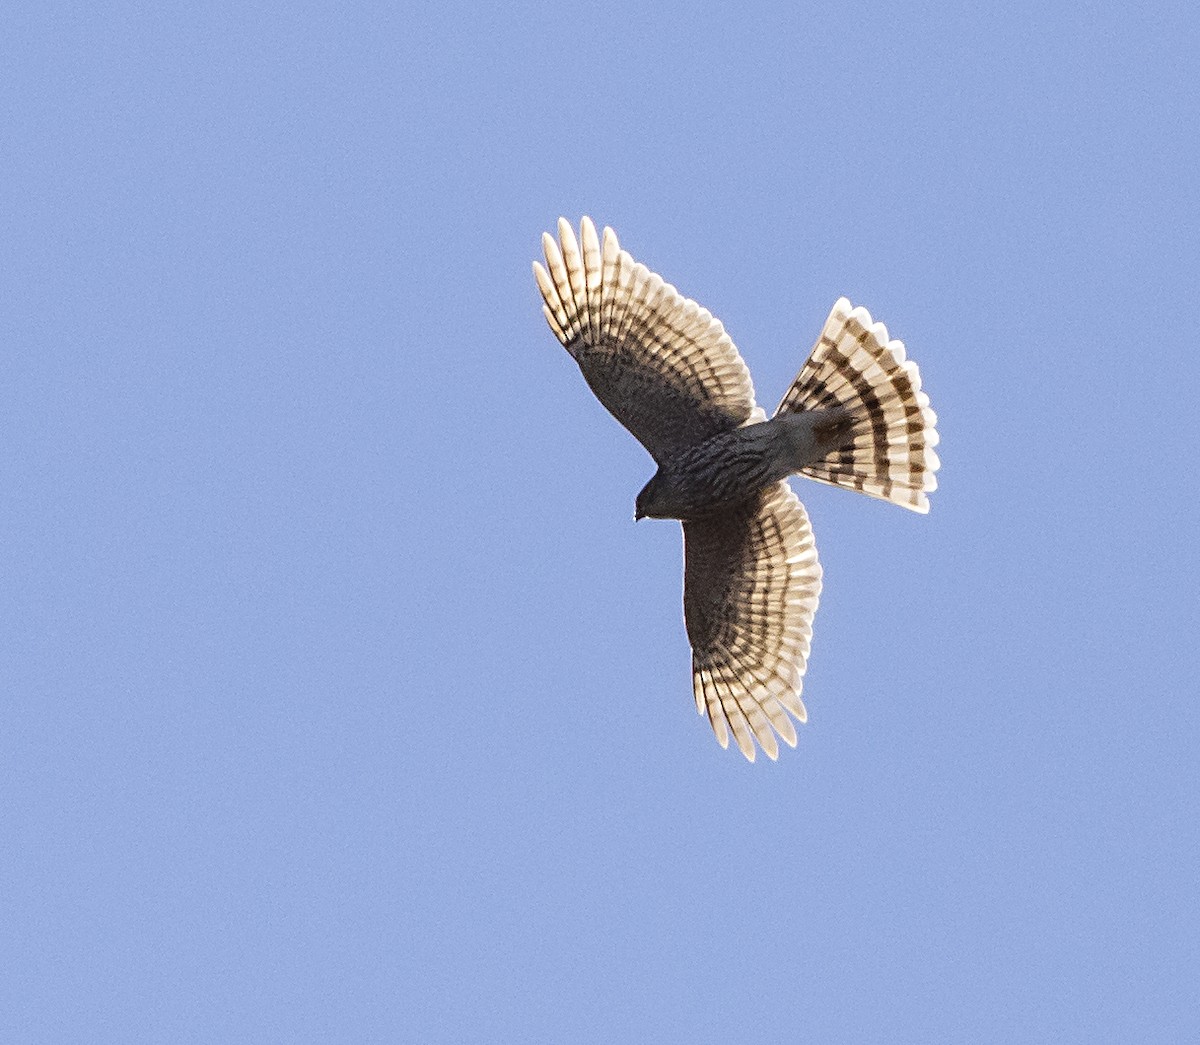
(4, 1), (1198, 1041)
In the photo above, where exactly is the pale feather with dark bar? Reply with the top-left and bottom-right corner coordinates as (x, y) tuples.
(534, 217), (940, 761)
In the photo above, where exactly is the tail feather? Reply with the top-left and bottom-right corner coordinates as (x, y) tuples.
(776, 298), (940, 513)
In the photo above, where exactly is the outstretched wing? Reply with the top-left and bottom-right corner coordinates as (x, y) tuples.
(682, 481), (822, 761)
(534, 217), (761, 463)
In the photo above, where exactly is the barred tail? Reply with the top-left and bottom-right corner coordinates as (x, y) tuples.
(775, 298), (940, 513)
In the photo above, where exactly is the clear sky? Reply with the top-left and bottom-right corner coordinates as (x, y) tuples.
(4, 2), (1199, 1042)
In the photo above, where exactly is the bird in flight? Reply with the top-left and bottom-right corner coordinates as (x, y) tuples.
(533, 218), (939, 761)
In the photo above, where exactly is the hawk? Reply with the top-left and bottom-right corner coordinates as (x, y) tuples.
(534, 217), (939, 761)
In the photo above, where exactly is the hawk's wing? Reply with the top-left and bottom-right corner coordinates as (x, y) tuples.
(534, 217), (763, 464)
(682, 481), (822, 761)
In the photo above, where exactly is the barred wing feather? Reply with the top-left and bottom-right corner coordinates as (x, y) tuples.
(683, 482), (822, 761)
(534, 217), (760, 463)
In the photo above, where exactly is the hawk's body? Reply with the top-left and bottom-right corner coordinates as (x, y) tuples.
(534, 218), (939, 761)
(635, 408), (857, 521)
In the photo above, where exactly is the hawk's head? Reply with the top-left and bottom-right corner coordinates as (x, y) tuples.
(634, 471), (678, 521)
(633, 479), (656, 521)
